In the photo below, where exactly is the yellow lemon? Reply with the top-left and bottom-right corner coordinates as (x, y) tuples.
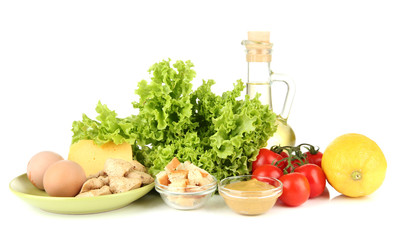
(322, 133), (387, 197)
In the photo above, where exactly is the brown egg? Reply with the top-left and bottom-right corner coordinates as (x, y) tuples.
(27, 151), (64, 190)
(43, 160), (87, 197)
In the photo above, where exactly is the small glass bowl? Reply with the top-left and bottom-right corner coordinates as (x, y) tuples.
(218, 175), (283, 215)
(155, 175), (217, 210)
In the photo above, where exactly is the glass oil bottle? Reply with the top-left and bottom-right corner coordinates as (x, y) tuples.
(242, 31), (296, 147)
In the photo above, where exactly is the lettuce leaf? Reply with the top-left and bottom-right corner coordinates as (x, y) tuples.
(71, 59), (277, 179)
(71, 102), (138, 145)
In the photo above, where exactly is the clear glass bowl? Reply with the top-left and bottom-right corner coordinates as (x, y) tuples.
(155, 175), (217, 210)
(218, 175), (283, 215)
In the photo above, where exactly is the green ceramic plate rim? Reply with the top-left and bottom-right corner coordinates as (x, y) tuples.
(9, 173), (155, 213)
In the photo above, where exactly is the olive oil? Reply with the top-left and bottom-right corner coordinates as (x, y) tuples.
(246, 82), (272, 105)
(267, 117), (296, 147)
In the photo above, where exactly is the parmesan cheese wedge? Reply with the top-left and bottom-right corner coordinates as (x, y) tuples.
(68, 140), (132, 177)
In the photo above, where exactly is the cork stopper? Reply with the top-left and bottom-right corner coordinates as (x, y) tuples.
(248, 31), (270, 43)
(243, 31), (273, 62)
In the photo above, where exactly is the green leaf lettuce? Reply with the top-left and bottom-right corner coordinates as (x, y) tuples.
(71, 59), (277, 179)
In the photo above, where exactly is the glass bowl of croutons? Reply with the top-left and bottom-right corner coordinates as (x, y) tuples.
(155, 158), (217, 210)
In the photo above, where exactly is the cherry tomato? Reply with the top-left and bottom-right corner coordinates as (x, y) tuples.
(252, 164), (283, 181)
(305, 151), (323, 168)
(252, 148), (283, 172)
(279, 173), (310, 207)
(294, 164), (326, 198)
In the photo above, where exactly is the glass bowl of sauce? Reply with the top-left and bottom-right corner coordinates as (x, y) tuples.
(218, 175), (283, 215)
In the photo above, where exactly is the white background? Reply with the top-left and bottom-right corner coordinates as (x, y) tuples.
(1, 0), (398, 239)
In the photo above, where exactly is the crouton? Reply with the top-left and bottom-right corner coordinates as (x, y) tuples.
(168, 179), (189, 193)
(188, 169), (204, 186)
(156, 171), (170, 186)
(180, 161), (208, 176)
(165, 157), (181, 172)
(177, 161), (191, 171)
(175, 161), (187, 171)
(189, 168), (214, 186)
(168, 170), (189, 183)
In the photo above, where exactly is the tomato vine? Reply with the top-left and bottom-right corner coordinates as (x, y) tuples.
(270, 143), (321, 174)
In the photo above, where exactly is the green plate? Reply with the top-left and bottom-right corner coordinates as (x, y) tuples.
(9, 173), (155, 214)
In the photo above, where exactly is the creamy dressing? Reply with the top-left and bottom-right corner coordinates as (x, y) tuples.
(225, 178), (275, 191)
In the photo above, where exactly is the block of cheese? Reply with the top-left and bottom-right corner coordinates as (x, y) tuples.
(68, 140), (132, 177)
